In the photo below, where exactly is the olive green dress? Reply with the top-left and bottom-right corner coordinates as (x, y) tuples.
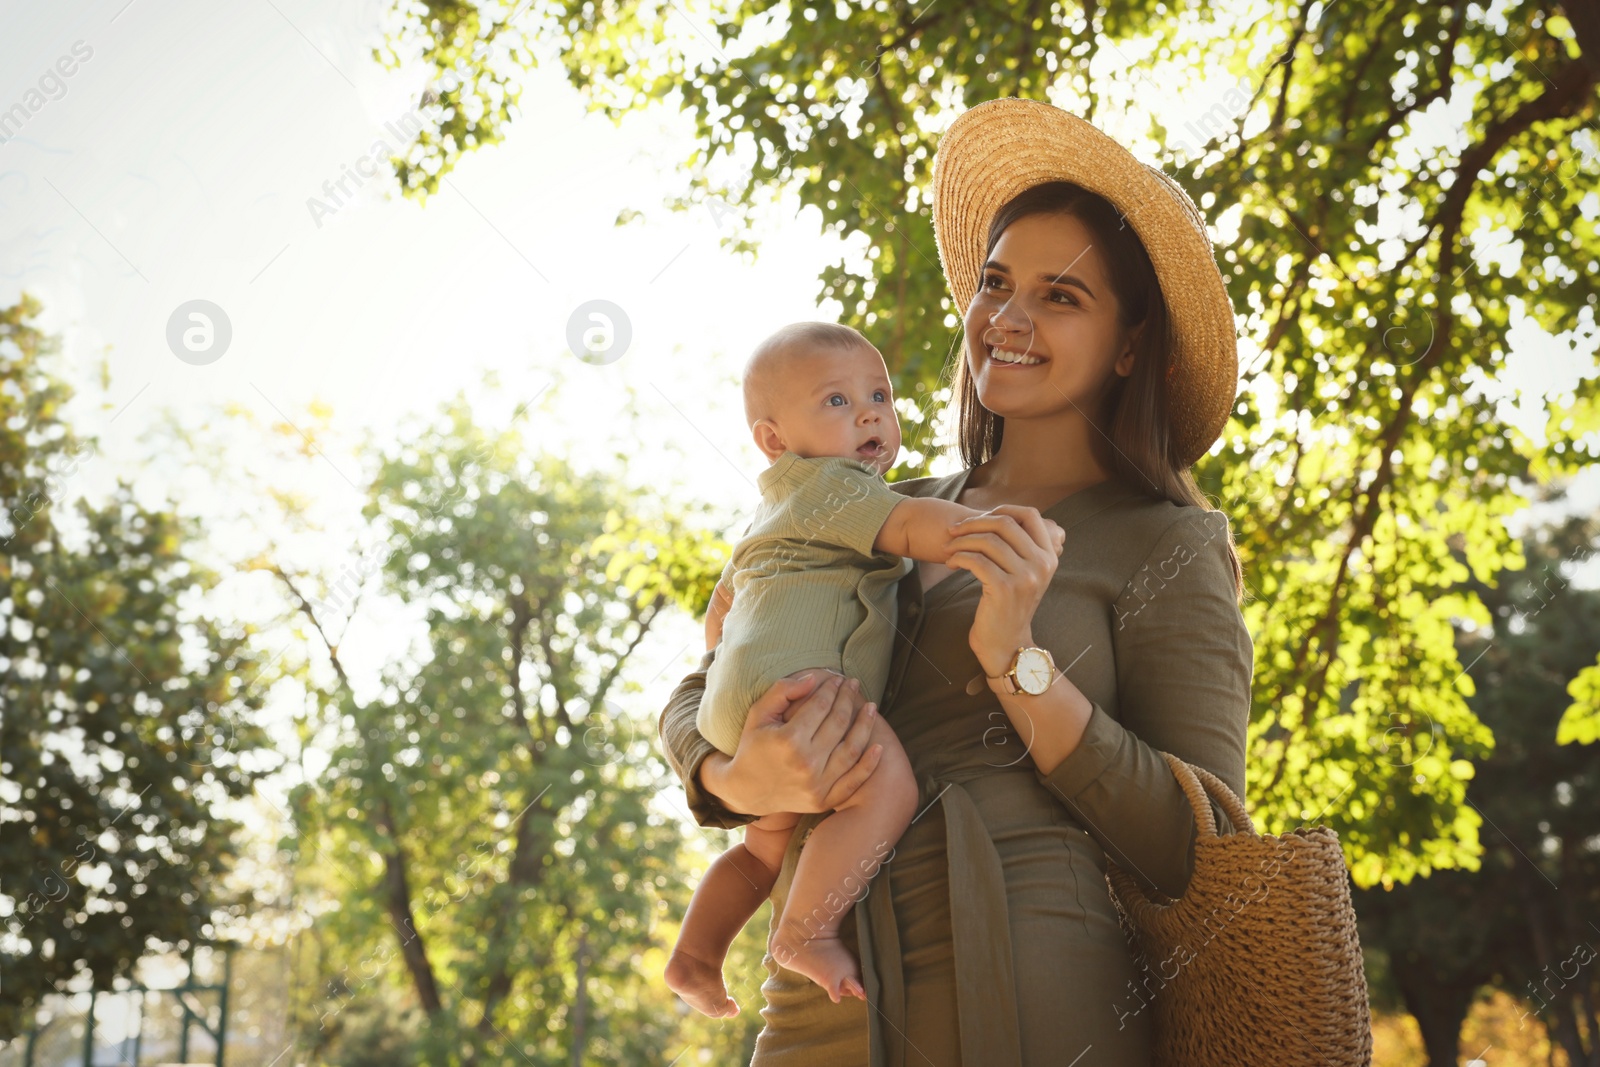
(658, 468), (1254, 1067)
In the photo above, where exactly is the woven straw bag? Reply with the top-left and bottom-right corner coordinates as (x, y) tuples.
(1104, 751), (1373, 1066)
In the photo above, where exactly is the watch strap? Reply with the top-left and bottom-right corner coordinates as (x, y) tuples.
(985, 646), (1027, 695)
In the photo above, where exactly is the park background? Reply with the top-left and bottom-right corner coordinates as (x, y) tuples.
(2, 0), (1599, 1063)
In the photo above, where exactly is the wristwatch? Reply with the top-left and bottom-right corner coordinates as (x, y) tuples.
(986, 645), (1059, 696)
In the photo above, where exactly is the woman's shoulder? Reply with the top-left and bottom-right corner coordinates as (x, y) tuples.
(1101, 482), (1234, 539)
(1091, 483), (1239, 582)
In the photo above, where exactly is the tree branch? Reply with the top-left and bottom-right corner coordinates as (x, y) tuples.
(1259, 56), (1598, 795)
(268, 562), (445, 1017)
(534, 613), (577, 734)
(1435, 59), (1596, 282)
(1560, 0), (1600, 79)
(504, 590), (542, 755)
(1337, 1), (1404, 131)
(1271, 0), (1315, 132)
(589, 598), (661, 714)
(1080, 0), (1101, 122)
(1359, 2), (1466, 157)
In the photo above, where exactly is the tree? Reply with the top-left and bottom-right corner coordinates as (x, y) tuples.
(1451, 507), (1600, 1066)
(1356, 868), (1503, 1067)
(268, 392), (754, 1064)
(373, 0), (1600, 886)
(1354, 505), (1600, 1065)
(0, 294), (279, 1039)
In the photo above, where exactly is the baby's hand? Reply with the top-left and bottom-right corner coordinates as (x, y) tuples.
(1047, 518), (1065, 556)
(705, 576), (735, 651)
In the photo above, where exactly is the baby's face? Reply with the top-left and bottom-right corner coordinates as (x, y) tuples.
(771, 345), (901, 475)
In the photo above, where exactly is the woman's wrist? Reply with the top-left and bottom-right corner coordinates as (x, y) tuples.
(977, 630), (1035, 679)
(697, 750), (763, 818)
(697, 750), (734, 804)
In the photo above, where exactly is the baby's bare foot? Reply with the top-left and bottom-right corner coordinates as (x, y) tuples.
(665, 949), (739, 1018)
(769, 924), (863, 1004)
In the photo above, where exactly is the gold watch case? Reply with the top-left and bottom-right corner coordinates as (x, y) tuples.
(991, 645), (1056, 696)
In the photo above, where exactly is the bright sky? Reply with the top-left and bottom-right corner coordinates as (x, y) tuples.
(4, 0), (1599, 994)
(0, 0), (878, 765)
(0, 2), (1141, 723)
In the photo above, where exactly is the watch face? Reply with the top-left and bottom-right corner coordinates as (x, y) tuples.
(1016, 648), (1053, 695)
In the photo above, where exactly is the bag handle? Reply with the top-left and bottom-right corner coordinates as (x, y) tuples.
(1161, 750), (1255, 840)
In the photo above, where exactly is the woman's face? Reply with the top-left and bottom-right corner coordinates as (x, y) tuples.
(963, 211), (1139, 423)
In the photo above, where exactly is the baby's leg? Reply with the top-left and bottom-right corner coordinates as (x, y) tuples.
(666, 812), (798, 1017)
(769, 713), (918, 1003)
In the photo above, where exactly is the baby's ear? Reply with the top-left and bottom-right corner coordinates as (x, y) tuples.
(750, 418), (785, 461)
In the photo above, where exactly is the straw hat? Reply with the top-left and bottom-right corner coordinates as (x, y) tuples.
(930, 98), (1239, 469)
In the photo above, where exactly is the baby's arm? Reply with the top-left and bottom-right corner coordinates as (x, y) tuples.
(873, 497), (1064, 563)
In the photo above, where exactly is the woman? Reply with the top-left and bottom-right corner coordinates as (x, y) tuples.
(658, 98), (1253, 1066)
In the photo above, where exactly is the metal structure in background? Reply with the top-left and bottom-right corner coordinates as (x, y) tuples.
(16, 945), (233, 1067)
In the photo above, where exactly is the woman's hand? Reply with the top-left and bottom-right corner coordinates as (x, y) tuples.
(945, 506), (1066, 677)
(698, 670), (884, 818)
(704, 576), (734, 652)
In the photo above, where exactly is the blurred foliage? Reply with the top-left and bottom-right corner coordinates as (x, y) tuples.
(1557, 643), (1600, 743)
(0, 295), (280, 1040)
(375, 0), (530, 196)
(265, 394), (758, 1063)
(1370, 989), (1564, 1067)
(320, 987), (425, 1067)
(381, 0), (1600, 888)
(1355, 507), (1600, 1066)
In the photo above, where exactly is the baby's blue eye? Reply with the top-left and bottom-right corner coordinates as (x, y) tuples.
(826, 394), (846, 406)
(874, 390), (887, 402)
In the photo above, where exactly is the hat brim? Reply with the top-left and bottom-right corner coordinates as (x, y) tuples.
(931, 98), (1238, 469)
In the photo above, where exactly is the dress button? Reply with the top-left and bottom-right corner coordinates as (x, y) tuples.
(906, 602), (920, 617)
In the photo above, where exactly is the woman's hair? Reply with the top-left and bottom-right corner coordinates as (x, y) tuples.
(949, 180), (1244, 600)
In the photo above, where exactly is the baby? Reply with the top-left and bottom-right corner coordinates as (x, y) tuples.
(664, 321), (1064, 1015)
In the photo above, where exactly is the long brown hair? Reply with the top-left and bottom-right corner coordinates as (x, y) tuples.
(948, 180), (1244, 599)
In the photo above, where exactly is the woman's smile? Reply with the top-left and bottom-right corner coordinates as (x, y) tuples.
(986, 342), (1048, 367)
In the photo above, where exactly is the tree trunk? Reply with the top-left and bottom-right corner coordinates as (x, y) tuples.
(1561, 0), (1600, 79)
(1388, 949), (1475, 1067)
(473, 788), (551, 1033)
(273, 566), (447, 1019)
(569, 928), (590, 1067)
(376, 797), (444, 1016)
(474, 601), (554, 1035)
(1520, 884), (1593, 1067)
(1548, 992), (1589, 1067)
